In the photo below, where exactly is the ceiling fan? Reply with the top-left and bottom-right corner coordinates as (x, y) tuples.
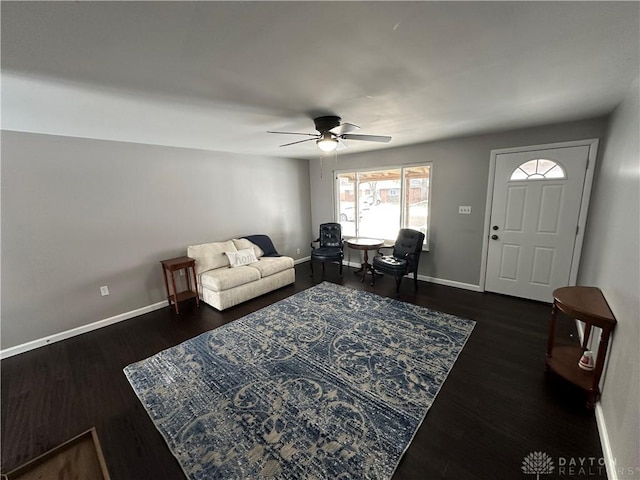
(268, 116), (391, 152)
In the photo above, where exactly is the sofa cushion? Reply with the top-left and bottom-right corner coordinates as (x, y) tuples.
(200, 265), (261, 292)
(187, 240), (237, 275)
(232, 238), (264, 258)
(225, 248), (258, 268)
(372, 255), (408, 274)
(248, 257), (294, 278)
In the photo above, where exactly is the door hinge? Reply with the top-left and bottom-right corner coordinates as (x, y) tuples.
(586, 159), (589, 170)
(576, 225), (580, 235)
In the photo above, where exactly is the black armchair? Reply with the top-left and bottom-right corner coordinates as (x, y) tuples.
(372, 229), (425, 293)
(310, 223), (344, 277)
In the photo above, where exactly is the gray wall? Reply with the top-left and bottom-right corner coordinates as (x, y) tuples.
(578, 80), (640, 479)
(1, 131), (312, 349)
(310, 117), (608, 286)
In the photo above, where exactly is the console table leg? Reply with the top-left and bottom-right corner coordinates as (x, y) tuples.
(169, 271), (179, 314)
(191, 266), (200, 308)
(546, 302), (559, 358)
(161, 267), (171, 309)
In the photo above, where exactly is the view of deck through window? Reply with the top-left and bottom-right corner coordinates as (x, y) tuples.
(336, 164), (431, 247)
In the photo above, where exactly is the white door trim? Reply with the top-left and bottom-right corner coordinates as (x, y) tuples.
(479, 138), (599, 295)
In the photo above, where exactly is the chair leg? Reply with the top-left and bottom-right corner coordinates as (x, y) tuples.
(339, 260), (343, 277)
(371, 268), (376, 286)
(395, 275), (402, 294)
(310, 259), (314, 277)
(414, 270), (419, 290)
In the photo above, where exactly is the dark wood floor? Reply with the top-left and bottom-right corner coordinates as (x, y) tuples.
(1, 262), (607, 479)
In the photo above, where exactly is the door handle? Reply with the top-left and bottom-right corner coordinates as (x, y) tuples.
(491, 234), (499, 240)
(492, 225), (499, 231)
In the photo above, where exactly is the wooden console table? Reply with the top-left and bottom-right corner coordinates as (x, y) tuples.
(160, 256), (199, 314)
(546, 286), (616, 408)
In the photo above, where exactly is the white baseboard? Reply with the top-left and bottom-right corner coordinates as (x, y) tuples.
(595, 403), (617, 480)
(0, 259), (315, 360)
(1, 263), (616, 480)
(2, 259), (312, 360)
(566, 317), (615, 479)
(0, 300), (169, 360)
(341, 260), (481, 292)
(416, 274), (482, 292)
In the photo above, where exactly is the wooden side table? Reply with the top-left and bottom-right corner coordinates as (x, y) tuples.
(346, 238), (384, 283)
(546, 286), (616, 408)
(160, 256), (199, 314)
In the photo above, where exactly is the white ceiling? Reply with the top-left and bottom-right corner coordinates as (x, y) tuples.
(2, 1), (639, 159)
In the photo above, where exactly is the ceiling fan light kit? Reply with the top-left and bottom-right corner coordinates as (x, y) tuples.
(316, 133), (339, 152)
(268, 115), (391, 152)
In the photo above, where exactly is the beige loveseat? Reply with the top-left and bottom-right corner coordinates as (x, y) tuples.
(186, 238), (295, 310)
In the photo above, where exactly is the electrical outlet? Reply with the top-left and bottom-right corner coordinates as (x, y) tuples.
(459, 206), (472, 214)
(296, 248), (301, 255)
(100, 286), (110, 296)
(179, 269), (185, 276)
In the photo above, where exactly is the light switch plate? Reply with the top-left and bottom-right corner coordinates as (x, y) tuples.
(459, 206), (472, 214)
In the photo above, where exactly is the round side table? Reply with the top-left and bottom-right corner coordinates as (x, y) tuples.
(346, 237), (384, 283)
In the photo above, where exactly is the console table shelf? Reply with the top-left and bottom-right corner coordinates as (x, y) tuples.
(546, 345), (596, 391)
(546, 286), (616, 408)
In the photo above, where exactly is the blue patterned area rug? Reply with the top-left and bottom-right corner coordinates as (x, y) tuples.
(124, 282), (475, 479)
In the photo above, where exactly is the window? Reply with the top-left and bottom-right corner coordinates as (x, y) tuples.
(510, 159), (566, 181)
(336, 164), (431, 248)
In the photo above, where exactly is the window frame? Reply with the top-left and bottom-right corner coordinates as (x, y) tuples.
(509, 158), (567, 181)
(334, 162), (433, 250)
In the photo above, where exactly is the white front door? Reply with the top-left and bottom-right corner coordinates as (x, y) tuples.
(485, 144), (593, 302)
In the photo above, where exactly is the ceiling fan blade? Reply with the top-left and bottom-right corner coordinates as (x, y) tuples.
(279, 137), (318, 147)
(329, 123), (360, 135)
(341, 134), (392, 143)
(267, 131), (318, 137)
(336, 138), (348, 151)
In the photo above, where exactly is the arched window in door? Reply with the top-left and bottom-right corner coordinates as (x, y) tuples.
(510, 159), (566, 181)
